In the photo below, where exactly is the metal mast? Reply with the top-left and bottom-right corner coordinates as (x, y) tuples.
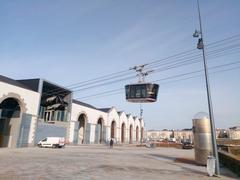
(193, 0), (220, 175)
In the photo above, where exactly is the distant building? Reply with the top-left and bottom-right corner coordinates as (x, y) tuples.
(147, 126), (240, 143)
(174, 129), (193, 143)
(147, 128), (193, 143)
(216, 128), (228, 138)
(228, 126), (240, 139)
(146, 129), (172, 140)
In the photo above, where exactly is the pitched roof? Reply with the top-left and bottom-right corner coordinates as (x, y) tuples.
(229, 126), (240, 130)
(0, 75), (36, 92)
(98, 108), (111, 113)
(72, 99), (97, 109)
(126, 114), (132, 118)
(17, 79), (40, 92)
(133, 116), (138, 120)
(118, 111), (123, 115)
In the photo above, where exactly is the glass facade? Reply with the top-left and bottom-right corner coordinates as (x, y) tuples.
(38, 81), (71, 123)
(39, 106), (67, 122)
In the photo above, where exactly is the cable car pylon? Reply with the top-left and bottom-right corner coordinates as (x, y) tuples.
(125, 64), (159, 103)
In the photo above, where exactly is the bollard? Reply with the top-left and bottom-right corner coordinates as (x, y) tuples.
(207, 156), (216, 177)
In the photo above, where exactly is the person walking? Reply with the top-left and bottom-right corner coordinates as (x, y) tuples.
(110, 138), (114, 149)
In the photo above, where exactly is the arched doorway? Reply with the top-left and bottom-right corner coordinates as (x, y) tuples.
(141, 127), (144, 142)
(129, 124), (133, 144)
(0, 98), (21, 147)
(136, 126), (139, 142)
(111, 121), (116, 139)
(97, 118), (103, 143)
(121, 123), (125, 143)
(78, 114), (87, 144)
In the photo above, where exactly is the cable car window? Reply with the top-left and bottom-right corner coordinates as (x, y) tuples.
(130, 86), (135, 98)
(125, 85), (130, 97)
(141, 88), (146, 97)
(136, 85), (144, 98)
(136, 88), (141, 98)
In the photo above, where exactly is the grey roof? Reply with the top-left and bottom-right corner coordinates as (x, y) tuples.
(18, 78), (72, 94)
(0, 75), (36, 92)
(17, 79), (40, 92)
(229, 126), (240, 130)
(72, 99), (97, 109)
(181, 128), (192, 131)
(98, 108), (111, 113)
(126, 114), (131, 118)
(117, 111), (123, 115)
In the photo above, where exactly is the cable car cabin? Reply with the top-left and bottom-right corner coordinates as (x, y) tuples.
(125, 83), (159, 103)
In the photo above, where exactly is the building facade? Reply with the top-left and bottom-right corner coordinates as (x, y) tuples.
(0, 75), (145, 148)
(228, 126), (240, 139)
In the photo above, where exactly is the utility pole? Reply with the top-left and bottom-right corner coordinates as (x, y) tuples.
(193, 0), (220, 175)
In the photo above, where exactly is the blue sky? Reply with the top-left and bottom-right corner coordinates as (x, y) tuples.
(1, 0), (240, 130)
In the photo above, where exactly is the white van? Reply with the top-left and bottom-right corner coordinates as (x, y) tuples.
(37, 137), (65, 148)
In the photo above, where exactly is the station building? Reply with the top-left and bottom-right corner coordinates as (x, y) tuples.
(0, 75), (145, 148)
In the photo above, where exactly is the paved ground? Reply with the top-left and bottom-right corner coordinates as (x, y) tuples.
(0, 145), (238, 180)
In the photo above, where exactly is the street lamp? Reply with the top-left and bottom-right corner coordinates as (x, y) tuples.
(193, 0), (220, 175)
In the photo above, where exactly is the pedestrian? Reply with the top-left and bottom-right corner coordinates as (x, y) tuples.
(110, 138), (114, 149)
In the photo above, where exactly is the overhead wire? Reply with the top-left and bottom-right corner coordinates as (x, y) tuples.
(73, 45), (240, 95)
(77, 60), (240, 100)
(44, 45), (240, 97)
(143, 34), (240, 68)
(78, 67), (240, 101)
(46, 42), (240, 97)
(41, 34), (240, 97)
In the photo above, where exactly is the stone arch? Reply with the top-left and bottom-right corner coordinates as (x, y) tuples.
(0, 93), (27, 148)
(129, 124), (133, 144)
(136, 125), (139, 142)
(0, 93), (27, 113)
(111, 120), (116, 139)
(77, 113), (88, 144)
(141, 127), (144, 142)
(121, 123), (126, 143)
(97, 117), (104, 143)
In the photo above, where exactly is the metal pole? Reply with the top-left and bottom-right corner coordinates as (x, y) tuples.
(196, 0), (220, 175)
(140, 103), (143, 119)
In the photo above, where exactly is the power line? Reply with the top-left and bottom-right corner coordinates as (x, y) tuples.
(78, 65), (240, 101)
(42, 34), (240, 96)
(160, 65), (240, 86)
(77, 60), (240, 100)
(75, 88), (123, 100)
(44, 43), (240, 97)
(145, 34), (240, 67)
(146, 43), (240, 71)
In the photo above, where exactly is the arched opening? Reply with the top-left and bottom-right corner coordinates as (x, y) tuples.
(136, 126), (139, 142)
(121, 123), (125, 143)
(78, 114), (87, 144)
(129, 124), (133, 144)
(111, 121), (116, 139)
(0, 98), (21, 147)
(141, 127), (144, 142)
(97, 118), (103, 143)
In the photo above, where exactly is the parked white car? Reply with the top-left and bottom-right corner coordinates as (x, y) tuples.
(37, 137), (65, 148)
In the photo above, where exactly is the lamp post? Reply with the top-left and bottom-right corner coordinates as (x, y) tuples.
(193, 0), (220, 175)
